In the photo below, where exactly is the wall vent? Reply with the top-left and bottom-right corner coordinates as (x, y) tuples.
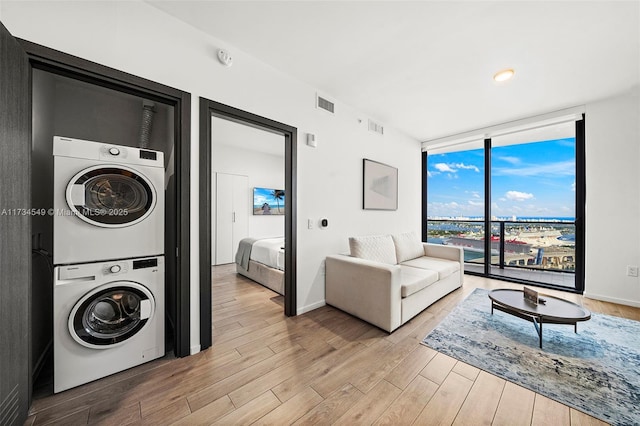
(368, 119), (384, 135)
(316, 95), (335, 113)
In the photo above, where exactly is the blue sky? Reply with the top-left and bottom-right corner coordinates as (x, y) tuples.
(427, 138), (576, 219)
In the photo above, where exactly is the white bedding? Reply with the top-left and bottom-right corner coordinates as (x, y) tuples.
(250, 237), (285, 271)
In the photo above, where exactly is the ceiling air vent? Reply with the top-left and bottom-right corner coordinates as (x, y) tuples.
(316, 95), (335, 114)
(368, 119), (384, 135)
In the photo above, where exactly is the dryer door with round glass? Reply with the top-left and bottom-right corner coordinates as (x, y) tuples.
(69, 282), (155, 349)
(66, 165), (157, 228)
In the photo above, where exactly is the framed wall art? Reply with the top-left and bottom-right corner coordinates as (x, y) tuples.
(363, 158), (398, 210)
(253, 187), (285, 215)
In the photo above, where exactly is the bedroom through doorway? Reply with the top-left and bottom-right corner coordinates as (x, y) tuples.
(213, 118), (286, 286)
(199, 98), (298, 351)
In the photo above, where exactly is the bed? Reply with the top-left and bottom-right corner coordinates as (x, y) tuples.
(235, 237), (285, 295)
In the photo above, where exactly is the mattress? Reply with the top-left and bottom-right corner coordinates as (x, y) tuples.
(250, 237), (285, 271)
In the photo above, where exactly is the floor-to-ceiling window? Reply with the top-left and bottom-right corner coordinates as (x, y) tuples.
(426, 142), (487, 269)
(424, 113), (585, 293)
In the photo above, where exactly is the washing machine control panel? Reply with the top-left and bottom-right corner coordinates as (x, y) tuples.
(99, 145), (128, 160)
(103, 262), (129, 275)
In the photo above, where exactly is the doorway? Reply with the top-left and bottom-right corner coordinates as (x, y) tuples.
(21, 39), (193, 364)
(199, 98), (297, 350)
(211, 117), (285, 266)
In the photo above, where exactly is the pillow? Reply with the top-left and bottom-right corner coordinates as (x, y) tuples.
(392, 231), (425, 263)
(349, 234), (398, 265)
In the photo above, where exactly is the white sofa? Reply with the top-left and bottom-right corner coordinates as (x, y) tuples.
(325, 232), (464, 332)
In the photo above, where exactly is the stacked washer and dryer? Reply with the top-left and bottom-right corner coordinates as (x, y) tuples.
(52, 136), (165, 393)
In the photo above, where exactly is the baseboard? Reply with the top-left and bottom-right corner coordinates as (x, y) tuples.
(583, 292), (640, 308)
(297, 299), (326, 315)
(190, 344), (201, 355)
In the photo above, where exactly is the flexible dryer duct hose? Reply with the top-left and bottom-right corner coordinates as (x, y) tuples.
(139, 100), (155, 149)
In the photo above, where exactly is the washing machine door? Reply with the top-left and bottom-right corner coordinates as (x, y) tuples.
(66, 164), (157, 228)
(69, 281), (155, 349)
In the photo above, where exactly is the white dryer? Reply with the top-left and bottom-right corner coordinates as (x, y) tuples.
(53, 256), (165, 393)
(53, 136), (164, 265)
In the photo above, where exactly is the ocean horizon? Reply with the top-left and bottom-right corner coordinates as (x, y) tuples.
(428, 216), (575, 222)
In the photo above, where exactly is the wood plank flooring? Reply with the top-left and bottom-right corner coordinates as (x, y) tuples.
(26, 264), (639, 425)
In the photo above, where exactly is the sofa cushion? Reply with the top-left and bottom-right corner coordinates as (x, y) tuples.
(392, 231), (425, 263)
(399, 265), (439, 297)
(401, 256), (460, 280)
(349, 234), (397, 265)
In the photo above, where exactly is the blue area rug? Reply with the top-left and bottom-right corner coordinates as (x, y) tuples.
(422, 288), (640, 426)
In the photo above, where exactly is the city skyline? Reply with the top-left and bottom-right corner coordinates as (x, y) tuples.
(427, 138), (576, 219)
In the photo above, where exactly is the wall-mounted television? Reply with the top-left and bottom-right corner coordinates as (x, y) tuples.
(253, 187), (285, 215)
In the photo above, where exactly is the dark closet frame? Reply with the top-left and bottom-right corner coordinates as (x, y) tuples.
(199, 98), (297, 350)
(19, 39), (193, 357)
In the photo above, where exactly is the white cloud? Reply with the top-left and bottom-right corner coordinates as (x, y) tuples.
(454, 163), (480, 172)
(427, 200), (484, 217)
(505, 191), (534, 201)
(571, 182), (576, 192)
(497, 156), (521, 165)
(432, 162), (480, 174)
(493, 160), (575, 177)
(468, 200), (483, 207)
(434, 163), (455, 173)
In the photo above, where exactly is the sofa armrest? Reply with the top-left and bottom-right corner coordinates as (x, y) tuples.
(325, 254), (402, 332)
(422, 243), (464, 263)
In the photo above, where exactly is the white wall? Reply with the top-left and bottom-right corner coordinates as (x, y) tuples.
(0, 1), (422, 353)
(213, 146), (284, 239)
(585, 87), (640, 307)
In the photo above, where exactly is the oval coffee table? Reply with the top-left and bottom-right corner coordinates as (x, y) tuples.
(488, 289), (591, 348)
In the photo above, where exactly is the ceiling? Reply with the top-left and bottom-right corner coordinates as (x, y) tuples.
(148, 1), (640, 142)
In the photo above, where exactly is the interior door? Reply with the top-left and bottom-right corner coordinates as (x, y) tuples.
(231, 174), (249, 259)
(0, 21), (32, 426)
(214, 173), (248, 265)
(215, 172), (234, 264)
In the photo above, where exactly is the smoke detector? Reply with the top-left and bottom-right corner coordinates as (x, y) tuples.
(217, 49), (233, 67)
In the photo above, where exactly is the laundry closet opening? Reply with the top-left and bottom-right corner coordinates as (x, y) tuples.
(31, 67), (179, 391)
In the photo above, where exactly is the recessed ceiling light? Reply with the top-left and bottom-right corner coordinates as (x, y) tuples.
(494, 69), (515, 82)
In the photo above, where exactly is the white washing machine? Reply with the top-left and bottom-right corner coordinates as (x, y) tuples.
(53, 256), (165, 393)
(53, 136), (164, 265)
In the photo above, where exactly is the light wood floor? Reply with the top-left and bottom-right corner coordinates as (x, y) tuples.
(26, 265), (640, 425)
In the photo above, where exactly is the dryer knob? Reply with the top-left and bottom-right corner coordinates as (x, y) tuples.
(109, 265), (122, 273)
(108, 147), (120, 156)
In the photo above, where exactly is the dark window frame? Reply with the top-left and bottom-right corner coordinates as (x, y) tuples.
(422, 117), (586, 294)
